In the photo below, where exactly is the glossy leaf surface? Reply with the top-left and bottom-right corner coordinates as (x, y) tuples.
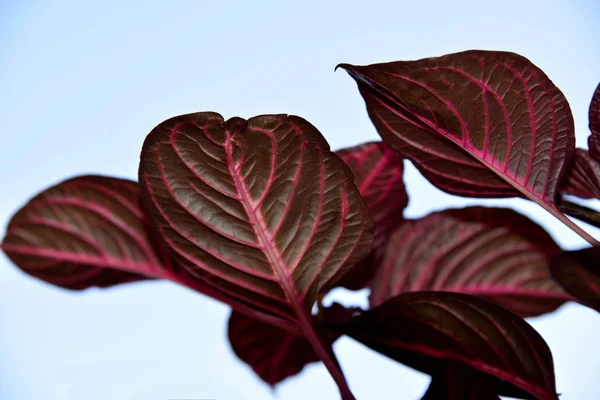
(336, 141), (407, 289)
(338, 50), (598, 244)
(337, 292), (558, 400)
(1, 176), (164, 289)
(550, 247), (600, 313)
(368, 207), (569, 317)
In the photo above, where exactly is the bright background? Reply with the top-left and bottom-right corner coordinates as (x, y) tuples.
(1, 1), (599, 399)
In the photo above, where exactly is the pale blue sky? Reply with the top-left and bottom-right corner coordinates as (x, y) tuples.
(1, 1), (599, 399)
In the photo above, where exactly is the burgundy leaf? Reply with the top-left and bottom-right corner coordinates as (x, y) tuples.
(338, 50), (598, 245)
(228, 310), (320, 386)
(1, 176), (163, 289)
(335, 141), (407, 289)
(228, 303), (359, 386)
(550, 247), (600, 313)
(559, 148), (600, 199)
(335, 291), (558, 400)
(139, 112), (374, 399)
(589, 82), (600, 162)
(421, 364), (500, 400)
(368, 206), (569, 317)
(556, 198), (600, 229)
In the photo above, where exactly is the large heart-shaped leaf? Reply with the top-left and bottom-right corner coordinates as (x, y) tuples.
(334, 291), (558, 400)
(588, 82), (600, 161)
(0, 175), (298, 332)
(138, 112), (374, 399)
(368, 206), (570, 317)
(421, 364), (500, 400)
(1, 176), (162, 288)
(338, 50), (598, 245)
(335, 141), (407, 289)
(550, 247), (600, 313)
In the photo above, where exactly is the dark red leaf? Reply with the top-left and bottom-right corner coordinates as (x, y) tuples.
(1, 176), (162, 289)
(139, 112), (374, 399)
(368, 206), (570, 317)
(559, 148), (600, 199)
(338, 50), (598, 245)
(588, 82), (600, 162)
(335, 291), (558, 400)
(550, 247), (600, 313)
(335, 141), (407, 289)
(228, 310), (320, 386)
(228, 303), (359, 386)
(421, 364), (500, 400)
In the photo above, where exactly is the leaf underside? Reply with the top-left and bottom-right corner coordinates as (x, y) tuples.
(559, 149), (600, 199)
(588, 82), (600, 162)
(368, 206), (570, 317)
(336, 291), (558, 400)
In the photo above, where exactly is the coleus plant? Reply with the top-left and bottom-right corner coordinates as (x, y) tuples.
(2, 50), (600, 400)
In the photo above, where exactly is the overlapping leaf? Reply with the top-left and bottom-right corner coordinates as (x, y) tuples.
(335, 291), (558, 400)
(1, 176), (162, 289)
(588, 82), (600, 161)
(337, 50), (598, 244)
(559, 149), (600, 199)
(138, 112), (373, 398)
(368, 206), (570, 317)
(228, 303), (358, 386)
(550, 247), (600, 313)
(335, 141), (407, 289)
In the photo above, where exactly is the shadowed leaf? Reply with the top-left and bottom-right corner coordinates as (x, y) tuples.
(368, 207), (570, 317)
(559, 149), (600, 199)
(335, 141), (407, 289)
(338, 50), (598, 245)
(228, 303), (359, 386)
(550, 247), (600, 313)
(422, 364), (500, 400)
(335, 291), (558, 400)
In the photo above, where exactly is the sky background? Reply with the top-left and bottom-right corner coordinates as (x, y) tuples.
(1, 1), (599, 399)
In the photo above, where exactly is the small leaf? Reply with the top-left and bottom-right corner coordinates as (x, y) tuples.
(588, 82), (600, 162)
(368, 207), (570, 317)
(1, 176), (163, 289)
(550, 247), (600, 313)
(336, 291), (558, 400)
(421, 364), (500, 400)
(559, 149), (600, 199)
(338, 50), (598, 245)
(335, 141), (407, 289)
(228, 303), (358, 386)
(139, 112), (374, 398)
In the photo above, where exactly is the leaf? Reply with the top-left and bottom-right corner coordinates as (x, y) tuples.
(139, 112), (374, 399)
(335, 291), (558, 400)
(338, 50), (598, 245)
(556, 198), (600, 229)
(550, 247), (600, 313)
(228, 303), (359, 386)
(421, 364), (500, 400)
(559, 148), (600, 199)
(368, 206), (570, 317)
(588, 82), (600, 162)
(1, 175), (162, 289)
(335, 141), (407, 289)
